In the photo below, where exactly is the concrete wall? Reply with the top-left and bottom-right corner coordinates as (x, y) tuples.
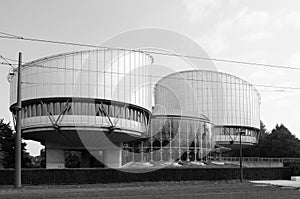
(222, 160), (284, 168)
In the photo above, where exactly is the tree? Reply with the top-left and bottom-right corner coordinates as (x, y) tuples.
(264, 124), (300, 157)
(0, 142), (5, 169)
(0, 119), (32, 168)
(230, 122), (300, 158)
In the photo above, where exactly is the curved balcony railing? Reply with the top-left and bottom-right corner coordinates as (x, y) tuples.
(22, 115), (146, 133)
(214, 135), (257, 144)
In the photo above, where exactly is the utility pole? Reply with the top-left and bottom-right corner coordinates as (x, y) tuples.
(15, 52), (22, 188)
(239, 130), (245, 183)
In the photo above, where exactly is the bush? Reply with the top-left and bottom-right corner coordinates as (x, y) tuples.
(283, 161), (300, 176)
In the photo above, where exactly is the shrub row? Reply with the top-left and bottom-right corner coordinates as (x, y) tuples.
(0, 167), (291, 185)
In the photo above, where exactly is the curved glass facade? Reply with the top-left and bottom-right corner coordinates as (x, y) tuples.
(123, 115), (213, 162)
(10, 49), (153, 112)
(9, 49), (153, 146)
(155, 70), (261, 129)
(154, 70), (261, 147)
(9, 52), (262, 167)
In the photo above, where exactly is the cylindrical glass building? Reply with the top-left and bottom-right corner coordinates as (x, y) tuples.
(154, 70), (261, 150)
(9, 49), (153, 168)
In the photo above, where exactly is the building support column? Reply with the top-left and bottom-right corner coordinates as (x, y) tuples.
(45, 142), (65, 169)
(103, 147), (122, 168)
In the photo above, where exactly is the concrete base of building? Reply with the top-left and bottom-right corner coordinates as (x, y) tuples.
(45, 142), (65, 169)
(44, 141), (124, 169)
(46, 148), (65, 169)
(103, 148), (122, 168)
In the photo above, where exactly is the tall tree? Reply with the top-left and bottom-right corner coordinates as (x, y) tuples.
(230, 122), (300, 158)
(0, 141), (4, 169)
(0, 119), (32, 168)
(265, 124), (300, 157)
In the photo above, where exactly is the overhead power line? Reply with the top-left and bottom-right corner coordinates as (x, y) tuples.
(0, 54), (14, 68)
(0, 31), (20, 38)
(0, 33), (108, 49)
(1, 56), (300, 92)
(21, 80), (300, 92)
(1, 31), (300, 92)
(1, 62), (13, 66)
(253, 84), (300, 90)
(2, 63), (300, 92)
(3, 57), (19, 63)
(13, 63), (300, 91)
(1, 31), (300, 71)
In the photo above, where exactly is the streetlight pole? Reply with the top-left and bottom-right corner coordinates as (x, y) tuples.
(15, 52), (22, 188)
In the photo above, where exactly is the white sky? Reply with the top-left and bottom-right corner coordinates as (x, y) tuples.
(0, 0), (300, 156)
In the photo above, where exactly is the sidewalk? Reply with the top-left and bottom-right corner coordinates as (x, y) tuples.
(251, 180), (300, 188)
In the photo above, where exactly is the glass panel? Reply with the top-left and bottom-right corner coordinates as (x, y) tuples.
(109, 104), (114, 117)
(121, 106), (125, 119)
(32, 104), (36, 117)
(103, 104), (108, 117)
(54, 102), (60, 115)
(95, 103), (101, 116)
(75, 102), (81, 115)
(22, 107), (25, 118)
(66, 102), (72, 115)
(24, 106), (27, 118)
(89, 103), (95, 116)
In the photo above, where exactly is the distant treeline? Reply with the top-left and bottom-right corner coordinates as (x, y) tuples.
(230, 121), (300, 158)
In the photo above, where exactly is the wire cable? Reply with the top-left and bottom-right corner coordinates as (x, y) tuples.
(0, 31), (20, 38)
(2, 32), (300, 92)
(1, 32), (300, 71)
(0, 54), (14, 68)
(2, 57), (300, 92)
(252, 84), (300, 90)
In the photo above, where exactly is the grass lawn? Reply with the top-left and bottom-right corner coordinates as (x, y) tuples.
(0, 180), (299, 199)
